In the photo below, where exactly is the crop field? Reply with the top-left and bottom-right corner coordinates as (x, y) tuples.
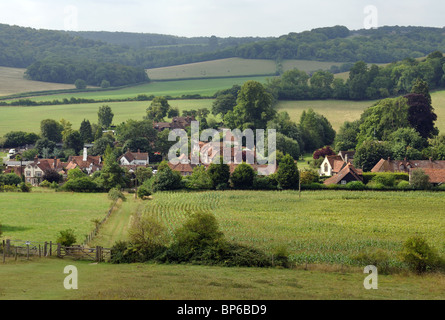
(91, 190), (445, 267)
(146, 58), (345, 80)
(0, 99), (214, 136)
(0, 191), (112, 243)
(0, 67), (76, 97)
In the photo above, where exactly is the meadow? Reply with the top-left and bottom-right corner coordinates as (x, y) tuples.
(0, 191), (112, 243)
(0, 67), (75, 97)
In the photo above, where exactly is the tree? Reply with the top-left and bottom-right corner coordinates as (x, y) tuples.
(145, 96), (170, 122)
(313, 146), (336, 159)
(410, 169), (432, 190)
(275, 154), (299, 189)
(43, 169), (62, 183)
(405, 91), (438, 139)
(40, 119), (63, 142)
(67, 168), (86, 180)
(74, 79), (86, 90)
(1, 131), (39, 148)
(354, 140), (391, 172)
(98, 105), (114, 129)
(63, 130), (83, 154)
(387, 128), (426, 160)
(94, 146), (127, 190)
(185, 166), (213, 190)
(334, 120), (360, 152)
(299, 109), (336, 152)
(79, 119), (93, 143)
(230, 163), (255, 189)
(35, 138), (56, 156)
(90, 135), (114, 156)
(207, 157), (231, 189)
(224, 81), (276, 130)
(151, 165), (182, 192)
(276, 132), (301, 160)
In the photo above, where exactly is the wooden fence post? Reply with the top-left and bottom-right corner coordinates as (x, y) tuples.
(49, 241), (52, 256)
(2, 240), (5, 263)
(26, 244), (29, 260)
(57, 244), (61, 258)
(44, 242), (47, 257)
(6, 239), (10, 257)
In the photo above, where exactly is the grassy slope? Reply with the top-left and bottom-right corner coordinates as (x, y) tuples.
(0, 67), (76, 97)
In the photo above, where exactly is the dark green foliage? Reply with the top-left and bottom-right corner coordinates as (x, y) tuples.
(108, 188), (126, 202)
(57, 229), (77, 246)
(137, 185), (152, 199)
(79, 119), (93, 143)
(230, 163), (255, 189)
(40, 119), (63, 143)
(275, 154), (299, 189)
(354, 140), (391, 172)
(361, 172), (409, 184)
(74, 79), (86, 89)
(63, 131), (83, 154)
(151, 166), (182, 192)
(0, 131), (40, 148)
(207, 158), (231, 189)
(299, 109), (335, 152)
(43, 169), (62, 184)
(405, 92), (438, 139)
(18, 182), (31, 193)
(0, 173), (21, 186)
(252, 175), (278, 190)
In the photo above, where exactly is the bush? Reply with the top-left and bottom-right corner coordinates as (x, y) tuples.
(410, 169), (432, 190)
(230, 163), (255, 189)
(40, 180), (51, 188)
(371, 174), (396, 187)
(253, 175), (278, 190)
(346, 181), (366, 190)
(366, 181), (386, 190)
(19, 182), (31, 192)
(108, 188), (126, 202)
(137, 185), (152, 199)
(353, 248), (392, 274)
(397, 180), (411, 190)
(62, 177), (99, 192)
(57, 229), (77, 246)
(301, 182), (326, 190)
(400, 236), (443, 273)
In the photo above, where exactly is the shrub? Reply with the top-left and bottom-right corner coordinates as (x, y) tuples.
(300, 169), (320, 184)
(108, 188), (126, 202)
(397, 180), (411, 190)
(62, 177), (99, 192)
(137, 185), (152, 199)
(353, 248), (392, 274)
(19, 182), (31, 192)
(366, 181), (386, 190)
(302, 182), (326, 190)
(57, 229), (77, 246)
(127, 212), (168, 251)
(40, 180), (51, 188)
(371, 174), (396, 187)
(230, 163), (255, 189)
(410, 169), (432, 190)
(400, 236), (442, 273)
(253, 175), (278, 190)
(346, 181), (366, 190)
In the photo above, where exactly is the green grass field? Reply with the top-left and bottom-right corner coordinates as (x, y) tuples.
(146, 58), (345, 80)
(0, 191), (112, 243)
(0, 67), (75, 97)
(0, 99), (215, 137)
(1, 258), (444, 300)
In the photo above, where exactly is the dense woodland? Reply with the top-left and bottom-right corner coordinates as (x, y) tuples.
(3, 24), (445, 86)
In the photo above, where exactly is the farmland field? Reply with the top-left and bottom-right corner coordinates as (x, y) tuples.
(0, 67), (77, 97)
(89, 190), (445, 267)
(146, 57), (346, 80)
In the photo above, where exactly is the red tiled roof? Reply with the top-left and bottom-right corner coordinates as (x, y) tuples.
(413, 168), (445, 184)
(324, 163), (363, 185)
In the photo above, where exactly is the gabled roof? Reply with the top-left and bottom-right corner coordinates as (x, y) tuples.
(323, 163), (363, 185)
(412, 168), (445, 184)
(326, 155), (343, 168)
(372, 158), (445, 172)
(119, 150), (149, 163)
(67, 155), (102, 169)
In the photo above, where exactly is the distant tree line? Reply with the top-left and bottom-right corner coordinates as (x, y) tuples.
(266, 51), (445, 101)
(25, 58), (149, 87)
(3, 24), (445, 71)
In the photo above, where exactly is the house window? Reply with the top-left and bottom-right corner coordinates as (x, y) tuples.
(341, 180), (347, 185)
(26, 171), (31, 177)
(36, 172), (42, 177)
(324, 163), (328, 173)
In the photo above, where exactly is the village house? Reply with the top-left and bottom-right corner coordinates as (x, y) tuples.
(118, 149), (149, 166)
(153, 116), (195, 132)
(24, 157), (66, 186)
(372, 157), (445, 186)
(323, 163), (363, 186)
(319, 151), (355, 177)
(65, 148), (102, 175)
